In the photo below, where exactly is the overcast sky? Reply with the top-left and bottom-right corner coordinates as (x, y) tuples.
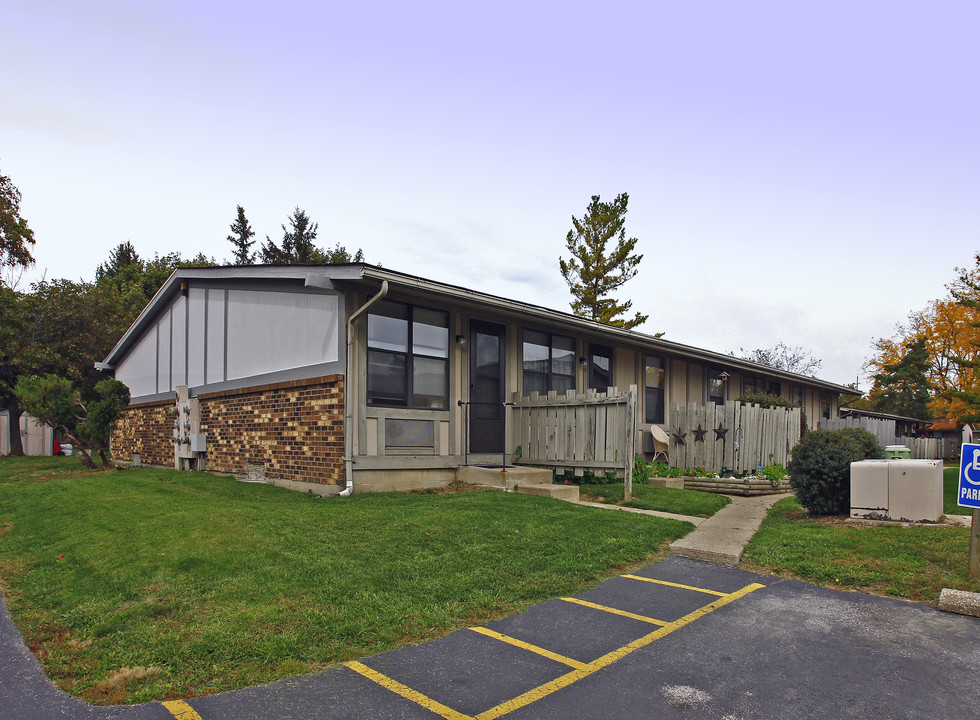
(3, 1), (977, 387)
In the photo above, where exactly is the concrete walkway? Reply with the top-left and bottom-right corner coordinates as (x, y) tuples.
(573, 492), (794, 565)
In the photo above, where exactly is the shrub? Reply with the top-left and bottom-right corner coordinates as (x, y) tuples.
(788, 428), (883, 514)
(759, 463), (788, 486)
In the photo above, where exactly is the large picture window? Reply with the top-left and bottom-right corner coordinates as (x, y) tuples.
(523, 330), (575, 396)
(644, 355), (665, 424)
(367, 301), (449, 409)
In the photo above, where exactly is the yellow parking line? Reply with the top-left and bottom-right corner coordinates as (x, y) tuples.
(161, 700), (203, 720)
(620, 574), (728, 597)
(346, 660), (476, 720)
(559, 597), (668, 626)
(469, 627), (591, 671)
(477, 582), (765, 720)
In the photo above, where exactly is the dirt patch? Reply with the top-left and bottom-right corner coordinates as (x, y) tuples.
(407, 480), (484, 495)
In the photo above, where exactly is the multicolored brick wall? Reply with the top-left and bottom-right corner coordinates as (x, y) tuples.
(112, 399), (174, 466)
(111, 375), (346, 485)
(198, 375), (345, 485)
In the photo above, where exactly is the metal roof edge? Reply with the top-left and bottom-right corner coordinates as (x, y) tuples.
(356, 265), (860, 396)
(102, 263), (860, 395)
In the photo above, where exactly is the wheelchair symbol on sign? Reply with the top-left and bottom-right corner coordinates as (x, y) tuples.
(966, 448), (980, 485)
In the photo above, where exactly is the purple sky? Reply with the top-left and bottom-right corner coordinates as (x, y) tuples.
(3, 1), (977, 386)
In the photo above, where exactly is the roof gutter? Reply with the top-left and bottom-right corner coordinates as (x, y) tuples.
(340, 280), (388, 497)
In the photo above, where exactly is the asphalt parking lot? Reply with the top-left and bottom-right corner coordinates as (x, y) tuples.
(4, 556), (980, 720)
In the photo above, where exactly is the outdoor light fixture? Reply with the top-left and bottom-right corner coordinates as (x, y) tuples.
(455, 334), (466, 348)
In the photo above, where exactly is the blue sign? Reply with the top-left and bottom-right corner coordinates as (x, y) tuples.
(958, 443), (980, 509)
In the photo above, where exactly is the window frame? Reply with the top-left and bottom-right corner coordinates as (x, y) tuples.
(706, 368), (726, 406)
(644, 354), (665, 424)
(522, 329), (576, 396)
(588, 343), (614, 393)
(366, 300), (449, 410)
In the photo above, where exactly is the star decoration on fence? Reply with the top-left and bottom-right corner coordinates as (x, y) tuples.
(670, 428), (687, 445)
(714, 424), (729, 441)
(692, 424), (708, 443)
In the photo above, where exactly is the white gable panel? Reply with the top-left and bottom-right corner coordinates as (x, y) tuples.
(187, 289), (206, 388)
(206, 289), (226, 384)
(115, 325), (158, 398)
(171, 296), (187, 389)
(157, 309), (171, 393)
(225, 290), (339, 381)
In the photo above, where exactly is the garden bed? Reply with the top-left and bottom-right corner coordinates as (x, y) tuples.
(680, 476), (793, 496)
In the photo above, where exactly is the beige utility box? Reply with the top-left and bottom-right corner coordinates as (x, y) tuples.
(850, 459), (943, 523)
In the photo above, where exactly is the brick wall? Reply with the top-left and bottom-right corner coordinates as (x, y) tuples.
(198, 375), (345, 485)
(112, 399), (174, 466)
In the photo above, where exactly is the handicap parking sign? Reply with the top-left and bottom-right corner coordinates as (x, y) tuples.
(958, 443), (980, 509)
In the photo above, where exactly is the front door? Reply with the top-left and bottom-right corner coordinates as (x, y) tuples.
(469, 321), (505, 454)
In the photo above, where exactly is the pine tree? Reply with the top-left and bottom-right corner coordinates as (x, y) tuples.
(260, 207), (319, 264)
(227, 205), (256, 265)
(559, 193), (648, 329)
(872, 336), (933, 419)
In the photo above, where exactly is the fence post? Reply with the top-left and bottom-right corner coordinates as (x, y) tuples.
(625, 386), (637, 501)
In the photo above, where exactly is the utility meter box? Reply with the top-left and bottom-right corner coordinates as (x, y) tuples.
(884, 445), (912, 460)
(850, 459), (943, 523)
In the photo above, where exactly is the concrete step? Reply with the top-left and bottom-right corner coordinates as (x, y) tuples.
(517, 483), (580, 501)
(455, 465), (579, 501)
(457, 465), (553, 489)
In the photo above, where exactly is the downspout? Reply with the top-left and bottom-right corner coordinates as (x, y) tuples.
(340, 280), (389, 496)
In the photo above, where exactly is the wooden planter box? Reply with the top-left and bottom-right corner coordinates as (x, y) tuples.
(679, 476), (792, 496)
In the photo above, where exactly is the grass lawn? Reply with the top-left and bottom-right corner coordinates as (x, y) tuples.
(0, 456), (693, 705)
(944, 463), (971, 515)
(742, 496), (980, 603)
(578, 481), (730, 517)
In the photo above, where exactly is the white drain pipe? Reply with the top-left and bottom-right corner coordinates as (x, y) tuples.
(340, 280), (388, 496)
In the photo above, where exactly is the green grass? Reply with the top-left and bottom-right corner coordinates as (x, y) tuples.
(944, 463), (971, 515)
(577, 481), (730, 517)
(743, 496), (980, 603)
(0, 456), (692, 705)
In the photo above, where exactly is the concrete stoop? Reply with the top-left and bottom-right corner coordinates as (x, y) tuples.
(456, 465), (580, 502)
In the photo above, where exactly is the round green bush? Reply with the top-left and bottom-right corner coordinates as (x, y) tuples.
(788, 428), (883, 514)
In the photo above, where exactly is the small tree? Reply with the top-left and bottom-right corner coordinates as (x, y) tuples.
(227, 205), (256, 265)
(559, 193), (648, 329)
(0, 162), (36, 286)
(16, 374), (130, 469)
(788, 428), (882, 515)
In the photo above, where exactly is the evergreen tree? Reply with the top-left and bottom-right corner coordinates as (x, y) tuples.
(320, 242), (365, 263)
(261, 207), (319, 264)
(872, 336), (933, 419)
(0, 163), (36, 285)
(559, 193), (648, 329)
(226, 205), (256, 265)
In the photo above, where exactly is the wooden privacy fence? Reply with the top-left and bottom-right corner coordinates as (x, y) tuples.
(511, 386), (637, 489)
(821, 416), (896, 448)
(821, 417), (958, 459)
(668, 401), (801, 474)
